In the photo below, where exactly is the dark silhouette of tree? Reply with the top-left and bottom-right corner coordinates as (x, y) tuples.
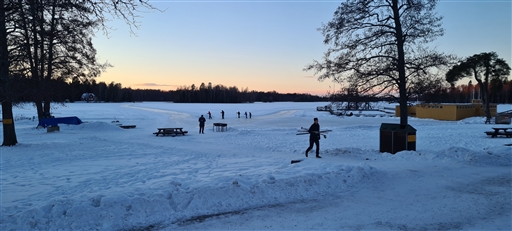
(8, 0), (110, 120)
(446, 52), (510, 120)
(304, 0), (450, 126)
(199, 82), (207, 102)
(1, 0), (156, 146)
(1, 0), (18, 146)
(207, 82), (213, 102)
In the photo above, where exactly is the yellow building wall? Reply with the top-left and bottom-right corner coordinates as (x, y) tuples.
(416, 104), (457, 120)
(474, 104), (497, 117)
(408, 105), (416, 115)
(395, 103), (497, 121)
(455, 105), (479, 120)
(395, 106), (416, 117)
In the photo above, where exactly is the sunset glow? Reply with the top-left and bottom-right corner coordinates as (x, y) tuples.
(93, 1), (511, 95)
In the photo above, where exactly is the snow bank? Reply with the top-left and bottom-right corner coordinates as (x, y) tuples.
(1, 162), (378, 230)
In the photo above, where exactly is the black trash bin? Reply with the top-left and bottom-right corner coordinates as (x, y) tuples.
(380, 123), (416, 154)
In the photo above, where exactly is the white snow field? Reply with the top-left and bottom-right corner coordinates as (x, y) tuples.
(1, 102), (511, 230)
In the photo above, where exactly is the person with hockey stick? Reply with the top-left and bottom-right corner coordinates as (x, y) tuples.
(305, 117), (322, 158)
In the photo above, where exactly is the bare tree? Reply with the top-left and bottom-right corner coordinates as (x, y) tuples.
(446, 52), (511, 121)
(8, 0), (110, 120)
(407, 68), (447, 102)
(304, 0), (451, 126)
(1, 0), (156, 146)
(1, 0), (19, 146)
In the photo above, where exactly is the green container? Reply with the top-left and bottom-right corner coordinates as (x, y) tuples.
(380, 123), (416, 154)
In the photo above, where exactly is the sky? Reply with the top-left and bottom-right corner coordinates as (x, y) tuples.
(92, 0), (512, 95)
(1, 102), (511, 230)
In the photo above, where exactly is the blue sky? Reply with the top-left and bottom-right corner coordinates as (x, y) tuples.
(93, 0), (511, 95)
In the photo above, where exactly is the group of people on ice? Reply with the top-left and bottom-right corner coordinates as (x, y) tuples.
(198, 112), (324, 158)
(198, 110), (253, 134)
(206, 110), (252, 120)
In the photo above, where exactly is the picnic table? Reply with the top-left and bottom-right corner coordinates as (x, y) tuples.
(153, 127), (188, 137)
(484, 127), (512, 138)
(213, 123), (228, 132)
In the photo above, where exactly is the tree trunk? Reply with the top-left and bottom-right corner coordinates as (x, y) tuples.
(483, 60), (492, 120)
(1, 0), (18, 146)
(35, 100), (44, 121)
(2, 101), (18, 146)
(482, 82), (491, 120)
(35, 99), (52, 121)
(392, 0), (408, 126)
(44, 99), (51, 117)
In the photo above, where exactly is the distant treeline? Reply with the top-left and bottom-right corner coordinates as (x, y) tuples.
(13, 77), (511, 104)
(45, 79), (329, 103)
(330, 81), (512, 105)
(420, 81), (512, 104)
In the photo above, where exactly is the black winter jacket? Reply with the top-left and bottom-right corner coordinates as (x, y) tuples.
(308, 123), (320, 141)
(199, 116), (206, 126)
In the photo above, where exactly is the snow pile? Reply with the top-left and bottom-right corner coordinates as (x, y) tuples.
(2, 160), (378, 230)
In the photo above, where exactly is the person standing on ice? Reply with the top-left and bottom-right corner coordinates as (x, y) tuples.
(207, 111), (212, 119)
(198, 115), (206, 134)
(221, 110), (225, 119)
(305, 117), (321, 158)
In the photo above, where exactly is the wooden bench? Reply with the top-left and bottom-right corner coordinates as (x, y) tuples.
(213, 123), (228, 132)
(485, 127), (512, 138)
(153, 127), (188, 137)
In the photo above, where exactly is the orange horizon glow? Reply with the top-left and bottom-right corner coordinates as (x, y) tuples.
(121, 82), (330, 96)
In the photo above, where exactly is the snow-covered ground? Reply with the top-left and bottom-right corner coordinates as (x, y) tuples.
(1, 102), (511, 230)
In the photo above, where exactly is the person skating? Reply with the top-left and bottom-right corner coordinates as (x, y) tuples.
(198, 115), (206, 134)
(221, 110), (225, 119)
(305, 117), (321, 158)
(207, 111), (212, 119)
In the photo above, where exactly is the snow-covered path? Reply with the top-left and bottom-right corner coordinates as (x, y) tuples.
(168, 160), (511, 230)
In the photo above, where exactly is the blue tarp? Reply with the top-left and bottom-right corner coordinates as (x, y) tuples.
(38, 116), (83, 128)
